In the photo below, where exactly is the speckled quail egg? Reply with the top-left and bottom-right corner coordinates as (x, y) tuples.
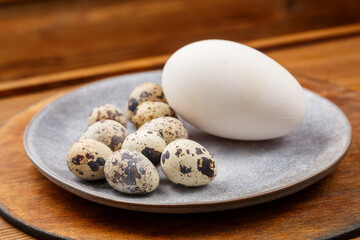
(161, 139), (217, 187)
(138, 116), (188, 144)
(87, 104), (126, 127)
(80, 120), (127, 151)
(126, 82), (167, 121)
(132, 101), (176, 129)
(121, 130), (167, 166)
(105, 149), (160, 194)
(67, 139), (112, 180)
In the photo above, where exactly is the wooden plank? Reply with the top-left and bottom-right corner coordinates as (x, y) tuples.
(0, 55), (168, 97)
(267, 35), (360, 92)
(0, 228), (35, 240)
(1, 0), (360, 82)
(1, 23), (360, 97)
(0, 85), (76, 126)
(247, 23), (360, 50)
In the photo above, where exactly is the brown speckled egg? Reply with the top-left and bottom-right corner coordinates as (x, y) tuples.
(139, 116), (188, 144)
(105, 149), (160, 194)
(161, 139), (217, 187)
(87, 104), (126, 127)
(67, 139), (112, 180)
(121, 130), (167, 166)
(132, 101), (176, 129)
(126, 82), (167, 121)
(80, 120), (127, 151)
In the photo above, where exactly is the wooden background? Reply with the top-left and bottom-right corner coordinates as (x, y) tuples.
(1, 0), (360, 84)
(1, 0), (360, 239)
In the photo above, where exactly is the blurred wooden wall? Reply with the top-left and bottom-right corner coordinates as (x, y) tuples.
(1, 0), (359, 83)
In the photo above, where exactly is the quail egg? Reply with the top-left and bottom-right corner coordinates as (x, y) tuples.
(87, 104), (126, 127)
(161, 139), (217, 187)
(126, 82), (167, 121)
(67, 139), (112, 180)
(105, 149), (160, 194)
(121, 130), (167, 166)
(132, 101), (176, 129)
(138, 116), (188, 144)
(80, 120), (127, 151)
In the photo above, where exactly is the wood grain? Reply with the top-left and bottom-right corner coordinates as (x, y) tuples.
(0, 218), (35, 240)
(0, 85), (78, 126)
(0, 55), (168, 97)
(1, 23), (360, 97)
(0, 72), (359, 240)
(267, 37), (360, 93)
(1, 0), (360, 83)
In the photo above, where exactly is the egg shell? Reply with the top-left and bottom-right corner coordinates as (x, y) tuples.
(87, 104), (126, 127)
(80, 120), (127, 151)
(67, 139), (112, 180)
(104, 149), (160, 194)
(162, 39), (306, 140)
(138, 116), (188, 144)
(132, 101), (176, 129)
(161, 139), (217, 187)
(126, 82), (167, 121)
(121, 130), (167, 166)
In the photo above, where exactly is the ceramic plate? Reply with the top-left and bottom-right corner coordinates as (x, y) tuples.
(24, 70), (351, 213)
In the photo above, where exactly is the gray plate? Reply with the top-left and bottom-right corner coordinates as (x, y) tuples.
(24, 70), (351, 213)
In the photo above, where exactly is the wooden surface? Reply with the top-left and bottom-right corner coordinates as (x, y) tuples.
(1, 0), (360, 83)
(0, 24), (360, 239)
(2, 23), (360, 97)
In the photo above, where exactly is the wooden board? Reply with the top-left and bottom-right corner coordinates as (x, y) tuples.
(0, 74), (359, 239)
(1, 23), (360, 97)
(1, 0), (360, 82)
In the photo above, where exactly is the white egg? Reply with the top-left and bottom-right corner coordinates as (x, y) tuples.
(162, 39), (306, 140)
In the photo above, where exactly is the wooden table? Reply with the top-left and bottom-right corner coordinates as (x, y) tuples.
(1, 24), (360, 239)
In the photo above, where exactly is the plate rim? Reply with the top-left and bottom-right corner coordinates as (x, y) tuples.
(23, 71), (352, 213)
